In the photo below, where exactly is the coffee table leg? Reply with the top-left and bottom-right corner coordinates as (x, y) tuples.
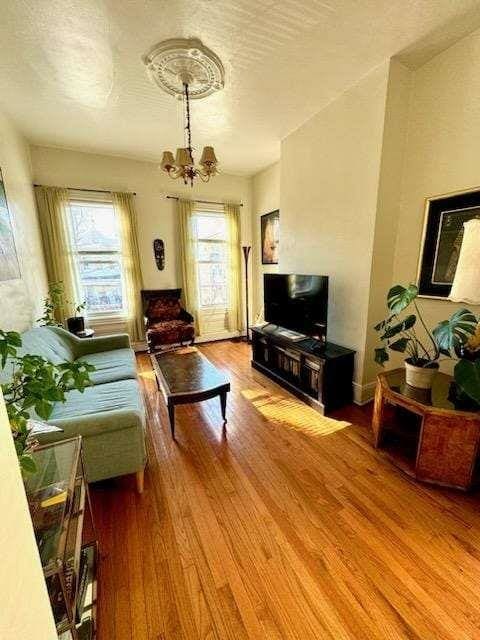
(220, 391), (227, 423)
(168, 402), (175, 439)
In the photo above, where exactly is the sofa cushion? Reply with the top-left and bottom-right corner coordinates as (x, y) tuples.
(19, 326), (76, 364)
(47, 378), (144, 439)
(76, 348), (137, 385)
(147, 319), (195, 346)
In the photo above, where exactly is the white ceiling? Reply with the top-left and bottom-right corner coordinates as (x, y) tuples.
(1, 0), (480, 176)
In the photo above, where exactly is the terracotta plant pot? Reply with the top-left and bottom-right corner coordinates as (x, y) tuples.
(404, 359), (439, 390)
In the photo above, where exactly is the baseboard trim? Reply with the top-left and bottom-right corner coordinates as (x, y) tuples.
(353, 380), (376, 405)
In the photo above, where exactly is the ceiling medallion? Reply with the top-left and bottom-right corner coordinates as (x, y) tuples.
(143, 38), (225, 186)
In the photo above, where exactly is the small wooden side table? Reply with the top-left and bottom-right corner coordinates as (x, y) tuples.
(372, 368), (480, 490)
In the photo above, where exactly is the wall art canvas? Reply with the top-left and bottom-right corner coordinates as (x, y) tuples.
(261, 209), (279, 265)
(417, 188), (480, 298)
(0, 168), (20, 281)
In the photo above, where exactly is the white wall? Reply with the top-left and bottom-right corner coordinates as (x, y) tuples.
(0, 391), (57, 639)
(31, 146), (253, 338)
(279, 63), (391, 391)
(392, 27), (480, 372)
(251, 162), (280, 321)
(0, 112), (48, 331)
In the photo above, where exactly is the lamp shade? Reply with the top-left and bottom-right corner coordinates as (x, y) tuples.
(160, 151), (175, 171)
(175, 147), (193, 167)
(449, 218), (480, 304)
(200, 146), (217, 166)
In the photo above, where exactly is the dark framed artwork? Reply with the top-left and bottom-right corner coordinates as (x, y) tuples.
(0, 168), (20, 281)
(417, 187), (480, 298)
(261, 209), (279, 265)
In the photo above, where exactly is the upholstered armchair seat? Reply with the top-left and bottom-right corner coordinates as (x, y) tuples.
(141, 289), (195, 351)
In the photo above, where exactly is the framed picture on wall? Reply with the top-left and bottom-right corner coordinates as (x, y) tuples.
(417, 187), (480, 298)
(0, 168), (21, 281)
(261, 209), (279, 265)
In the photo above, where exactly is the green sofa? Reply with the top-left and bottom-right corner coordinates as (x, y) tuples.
(10, 326), (147, 491)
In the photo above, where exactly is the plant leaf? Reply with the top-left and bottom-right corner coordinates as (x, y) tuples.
(381, 314), (416, 340)
(374, 347), (389, 366)
(19, 454), (37, 474)
(389, 337), (410, 353)
(433, 309), (478, 357)
(454, 359), (480, 405)
(387, 284), (418, 314)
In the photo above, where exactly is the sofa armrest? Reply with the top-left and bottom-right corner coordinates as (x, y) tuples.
(73, 333), (132, 357)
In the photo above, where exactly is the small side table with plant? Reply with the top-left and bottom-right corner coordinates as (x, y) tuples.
(372, 283), (480, 489)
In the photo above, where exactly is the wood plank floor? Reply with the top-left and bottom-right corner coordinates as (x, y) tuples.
(91, 341), (480, 640)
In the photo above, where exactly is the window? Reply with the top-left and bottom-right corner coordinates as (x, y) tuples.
(68, 200), (125, 317)
(195, 212), (229, 308)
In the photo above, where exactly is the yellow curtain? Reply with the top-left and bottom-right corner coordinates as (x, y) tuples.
(34, 186), (78, 325)
(112, 192), (145, 342)
(224, 203), (242, 333)
(178, 198), (202, 335)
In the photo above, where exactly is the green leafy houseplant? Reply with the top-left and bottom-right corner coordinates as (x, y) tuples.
(37, 281), (65, 326)
(374, 284), (442, 368)
(0, 330), (94, 473)
(38, 281), (87, 333)
(374, 283), (479, 391)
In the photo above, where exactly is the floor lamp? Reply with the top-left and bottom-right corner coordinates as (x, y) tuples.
(242, 245), (251, 342)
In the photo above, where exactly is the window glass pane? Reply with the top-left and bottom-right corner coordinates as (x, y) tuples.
(200, 286), (228, 307)
(198, 262), (227, 307)
(70, 202), (120, 251)
(196, 214), (227, 241)
(198, 241), (226, 262)
(77, 257), (124, 314)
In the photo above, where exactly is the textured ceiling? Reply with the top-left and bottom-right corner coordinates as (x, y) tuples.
(1, 0), (480, 176)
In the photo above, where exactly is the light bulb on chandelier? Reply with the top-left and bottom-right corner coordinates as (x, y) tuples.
(143, 38), (224, 187)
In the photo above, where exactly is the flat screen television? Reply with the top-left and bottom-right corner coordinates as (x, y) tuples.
(264, 273), (328, 337)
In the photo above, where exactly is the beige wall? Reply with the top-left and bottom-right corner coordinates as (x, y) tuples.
(31, 146), (253, 337)
(363, 60), (412, 388)
(391, 28), (480, 377)
(0, 112), (48, 331)
(0, 391), (57, 639)
(279, 63), (391, 393)
(251, 162), (280, 321)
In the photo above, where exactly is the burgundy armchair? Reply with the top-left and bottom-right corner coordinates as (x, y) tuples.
(141, 289), (195, 352)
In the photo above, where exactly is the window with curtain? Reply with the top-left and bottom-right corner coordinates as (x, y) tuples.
(196, 211), (229, 309)
(67, 198), (126, 318)
(187, 204), (241, 338)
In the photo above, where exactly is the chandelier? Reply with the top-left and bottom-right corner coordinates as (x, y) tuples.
(143, 38), (225, 187)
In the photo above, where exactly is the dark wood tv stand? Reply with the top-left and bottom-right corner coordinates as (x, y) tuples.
(251, 325), (355, 414)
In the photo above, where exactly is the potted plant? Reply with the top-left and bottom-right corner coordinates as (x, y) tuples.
(66, 301), (86, 335)
(445, 324), (480, 410)
(37, 281), (64, 327)
(0, 329), (94, 473)
(374, 284), (478, 390)
(38, 281), (87, 336)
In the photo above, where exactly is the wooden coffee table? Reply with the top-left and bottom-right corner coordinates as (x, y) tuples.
(151, 347), (230, 439)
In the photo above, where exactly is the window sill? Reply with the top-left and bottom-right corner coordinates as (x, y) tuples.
(88, 315), (127, 326)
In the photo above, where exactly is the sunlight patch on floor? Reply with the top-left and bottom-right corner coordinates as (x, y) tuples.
(242, 388), (350, 437)
(138, 370), (156, 382)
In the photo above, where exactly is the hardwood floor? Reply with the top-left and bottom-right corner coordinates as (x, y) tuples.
(91, 340), (480, 640)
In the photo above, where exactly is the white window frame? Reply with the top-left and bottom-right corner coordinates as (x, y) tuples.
(194, 208), (230, 311)
(67, 196), (127, 321)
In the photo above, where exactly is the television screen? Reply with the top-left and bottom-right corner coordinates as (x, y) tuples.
(264, 273), (328, 336)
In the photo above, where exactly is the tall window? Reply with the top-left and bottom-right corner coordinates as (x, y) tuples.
(68, 199), (126, 317)
(195, 211), (229, 308)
